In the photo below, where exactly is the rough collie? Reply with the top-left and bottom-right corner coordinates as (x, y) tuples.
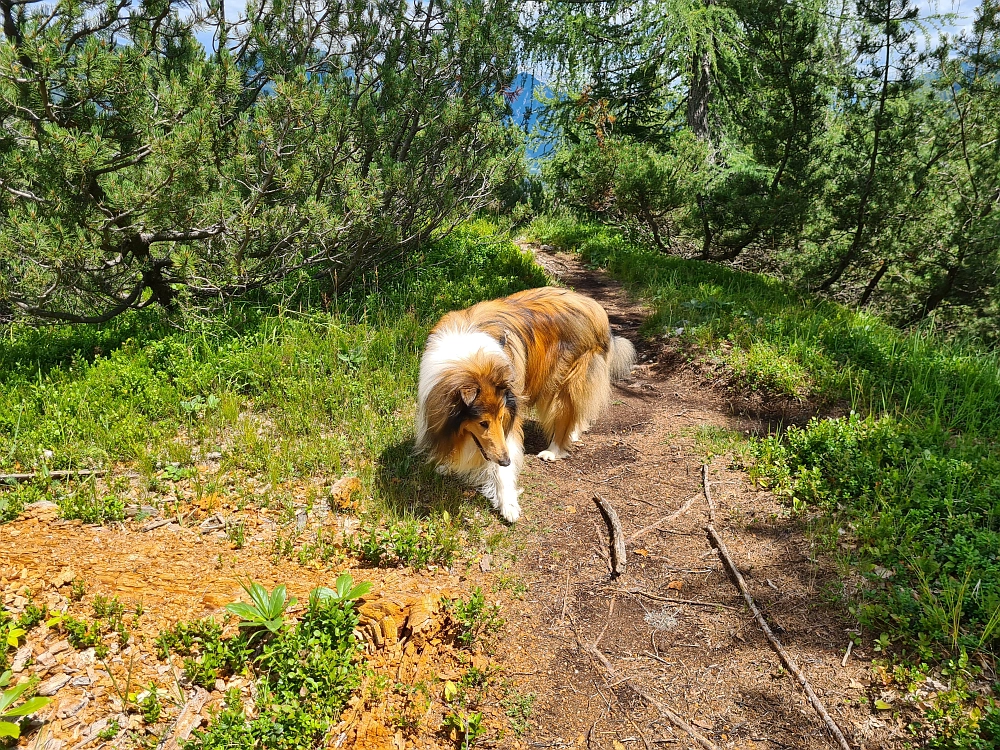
(415, 287), (636, 522)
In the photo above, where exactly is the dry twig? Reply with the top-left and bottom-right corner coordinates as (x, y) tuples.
(618, 589), (738, 611)
(0, 468), (107, 483)
(627, 493), (699, 543)
(707, 526), (853, 750)
(593, 494), (627, 577)
(702, 464), (716, 524)
(700, 462), (853, 749)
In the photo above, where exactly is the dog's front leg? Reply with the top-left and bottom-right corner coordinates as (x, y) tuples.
(483, 433), (524, 522)
(494, 463), (522, 522)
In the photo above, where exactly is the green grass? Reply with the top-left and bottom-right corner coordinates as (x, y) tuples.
(156, 586), (364, 750)
(528, 214), (1000, 745)
(0, 220), (547, 527)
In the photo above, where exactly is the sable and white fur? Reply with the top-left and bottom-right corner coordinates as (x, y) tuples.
(415, 286), (636, 522)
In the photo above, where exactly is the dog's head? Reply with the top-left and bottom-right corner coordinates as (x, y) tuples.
(448, 355), (519, 466)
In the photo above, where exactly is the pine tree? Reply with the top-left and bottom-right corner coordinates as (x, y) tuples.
(0, 0), (521, 323)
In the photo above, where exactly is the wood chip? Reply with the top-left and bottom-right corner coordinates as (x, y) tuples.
(161, 687), (209, 750)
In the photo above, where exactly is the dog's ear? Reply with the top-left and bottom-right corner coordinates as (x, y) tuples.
(497, 330), (508, 348)
(459, 385), (479, 406)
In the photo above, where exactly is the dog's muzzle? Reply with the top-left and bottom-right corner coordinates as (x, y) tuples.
(471, 434), (510, 467)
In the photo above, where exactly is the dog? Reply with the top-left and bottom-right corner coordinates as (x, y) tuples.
(415, 286), (636, 522)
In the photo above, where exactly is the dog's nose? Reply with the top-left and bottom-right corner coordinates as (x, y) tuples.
(497, 456), (511, 467)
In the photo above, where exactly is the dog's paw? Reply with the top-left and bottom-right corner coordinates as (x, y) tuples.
(499, 501), (521, 523)
(569, 430), (582, 443)
(538, 448), (569, 462)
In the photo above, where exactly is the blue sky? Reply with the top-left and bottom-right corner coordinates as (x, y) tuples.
(917, 0), (979, 38)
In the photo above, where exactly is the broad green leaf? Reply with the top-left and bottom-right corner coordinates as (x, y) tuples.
(0, 682), (30, 713)
(0, 720), (20, 738)
(874, 699), (892, 710)
(348, 582), (372, 600)
(310, 586), (335, 603)
(225, 602), (262, 621)
(4, 696), (51, 717)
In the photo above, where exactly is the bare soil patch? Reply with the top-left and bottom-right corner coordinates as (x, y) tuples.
(1, 496), (513, 749)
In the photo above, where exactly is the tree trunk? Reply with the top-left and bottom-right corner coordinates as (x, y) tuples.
(858, 259), (888, 307)
(818, 5), (894, 292)
(687, 42), (712, 143)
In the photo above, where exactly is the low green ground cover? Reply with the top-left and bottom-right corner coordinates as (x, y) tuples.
(0, 221), (546, 532)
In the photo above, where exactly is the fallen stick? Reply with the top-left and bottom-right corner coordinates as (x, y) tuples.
(593, 494), (627, 577)
(560, 568), (572, 624)
(627, 493), (699, 543)
(702, 464), (716, 524)
(618, 589), (738, 611)
(0, 468), (107, 483)
(841, 640), (853, 667)
(707, 525), (854, 750)
(141, 518), (174, 533)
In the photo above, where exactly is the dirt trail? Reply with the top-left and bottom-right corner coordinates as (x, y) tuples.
(502, 243), (902, 750)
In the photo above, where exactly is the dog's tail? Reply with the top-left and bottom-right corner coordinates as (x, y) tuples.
(609, 335), (636, 381)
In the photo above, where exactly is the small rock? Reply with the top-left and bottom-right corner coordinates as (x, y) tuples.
(206, 451), (222, 460)
(36, 651), (57, 668)
(38, 673), (71, 696)
(214, 678), (226, 692)
(329, 476), (362, 511)
(42, 739), (64, 750)
(479, 555), (492, 573)
(24, 500), (60, 521)
(295, 509), (308, 533)
(126, 505), (160, 519)
(540, 244), (555, 251)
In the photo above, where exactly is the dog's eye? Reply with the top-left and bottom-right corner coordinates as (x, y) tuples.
(479, 420), (489, 428)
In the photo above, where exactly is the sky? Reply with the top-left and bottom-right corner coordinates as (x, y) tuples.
(917, 0), (979, 39)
